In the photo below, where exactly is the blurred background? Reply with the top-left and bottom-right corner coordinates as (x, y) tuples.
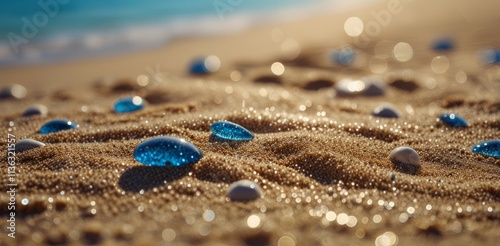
(0, 0), (337, 67)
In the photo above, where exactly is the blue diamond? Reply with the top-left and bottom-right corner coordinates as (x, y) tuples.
(40, 119), (78, 134)
(114, 96), (145, 113)
(471, 140), (500, 159)
(439, 114), (468, 127)
(210, 121), (254, 141)
(134, 136), (203, 166)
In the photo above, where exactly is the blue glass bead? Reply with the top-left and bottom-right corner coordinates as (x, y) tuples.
(330, 48), (356, 65)
(114, 96), (145, 113)
(480, 49), (500, 64)
(439, 114), (468, 127)
(40, 119), (78, 134)
(134, 136), (203, 166)
(189, 56), (220, 74)
(471, 140), (500, 159)
(432, 37), (454, 51)
(210, 121), (254, 141)
(372, 104), (400, 118)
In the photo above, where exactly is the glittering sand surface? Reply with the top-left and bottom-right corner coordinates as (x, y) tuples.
(1, 1), (500, 245)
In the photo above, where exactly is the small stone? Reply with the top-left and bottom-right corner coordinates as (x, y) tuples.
(432, 37), (454, 51)
(227, 180), (263, 201)
(189, 55), (221, 74)
(40, 119), (78, 134)
(211, 121), (254, 141)
(303, 79), (334, 91)
(114, 96), (145, 113)
(134, 136), (203, 166)
(389, 79), (419, 92)
(0, 84), (27, 99)
(389, 146), (421, 174)
(471, 140), (500, 159)
(330, 48), (356, 65)
(372, 104), (401, 118)
(15, 139), (45, 152)
(362, 76), (386, 96)
(335, 79), (365, 97)
(439, 114), (468, 127)
(22, 104), (48, 117)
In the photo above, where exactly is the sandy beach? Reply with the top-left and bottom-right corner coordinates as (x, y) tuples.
(1, 0), (499, 245)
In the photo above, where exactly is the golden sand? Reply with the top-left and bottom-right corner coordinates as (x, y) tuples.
(1, 0), (499, 245)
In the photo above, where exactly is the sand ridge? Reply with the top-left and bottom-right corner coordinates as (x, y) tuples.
(1, 0), (500, 245)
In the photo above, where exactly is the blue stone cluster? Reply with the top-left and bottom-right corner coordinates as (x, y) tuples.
(132, 121), (254, 167)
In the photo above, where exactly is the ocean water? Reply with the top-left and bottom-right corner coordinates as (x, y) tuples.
(0, 0), (335, 67)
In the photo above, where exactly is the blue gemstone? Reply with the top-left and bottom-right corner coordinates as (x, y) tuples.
(330, 48), (356, 65)
(189, 56), (220, 74)
(134, 136), (203, 166)
(40, 119), (78, 134)
(439, 114), (468, 127)
(114, 96), (145, 113)
(210, 121), (254, 141)
(471, 140), (500, 159)
(432, 37), (454, 51)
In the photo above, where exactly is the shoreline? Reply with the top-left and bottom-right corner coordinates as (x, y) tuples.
(0, 0), (372, 69)
(0, 1), (386, 89)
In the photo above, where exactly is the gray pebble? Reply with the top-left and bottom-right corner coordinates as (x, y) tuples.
(227, 180), (263, 201)
(362, 77), (386, 96)
(389, 146), (420, 174)
(372, 104), (401, 118)
(15, 139), (45, 152)
(0, 84), (27, 99)
(22, 104), (48, 117)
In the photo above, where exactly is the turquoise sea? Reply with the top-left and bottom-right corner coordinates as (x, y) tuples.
(0, 0), (336, 67)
